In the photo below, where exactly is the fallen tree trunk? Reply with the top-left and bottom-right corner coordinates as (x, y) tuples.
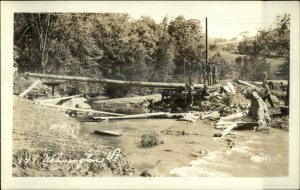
(37, 94), (83, 103)
(93, 112), (171, 120)
(39, 103), (124, 116)
(25, 72), (204, 89)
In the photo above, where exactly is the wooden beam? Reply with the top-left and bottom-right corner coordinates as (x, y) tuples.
(37, 94), (83, 103)
(25, 72), (204, 89)
(221, 124), (237, 138)
(237, 80), (257, 88)
(19, 80), (42, 98)
(93, 112), (171, 120)
(39, 103), (125, 116)
(220, 111), (248, 121)
(93, 130), (122, 136)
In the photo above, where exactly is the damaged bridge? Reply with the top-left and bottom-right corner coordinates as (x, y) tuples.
(25, 72), (205, 89)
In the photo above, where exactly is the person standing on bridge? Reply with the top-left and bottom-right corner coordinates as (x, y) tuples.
(212, 63), (217, 84)
(202, 64), (206, 85)
(206, 63), (212, 86)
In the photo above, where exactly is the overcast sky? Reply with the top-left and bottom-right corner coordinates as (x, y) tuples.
(4, 1), (296, 39)
(122, 1), (291, 39)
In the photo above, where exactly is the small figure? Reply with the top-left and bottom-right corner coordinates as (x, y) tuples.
(263, 82), (274, 108)
(202, 64), (206, 85)
(212, 63), (217, 84)
(263, 70), (268, 83)
(189, 83), (194, 108)
(206, 63), (212, 86)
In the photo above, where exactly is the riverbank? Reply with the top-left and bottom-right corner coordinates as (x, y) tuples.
(12, 96), (134, 176)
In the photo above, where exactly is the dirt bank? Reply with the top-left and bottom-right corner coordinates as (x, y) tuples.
(13, 96), (134, 176)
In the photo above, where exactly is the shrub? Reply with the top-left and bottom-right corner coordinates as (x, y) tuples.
(141, 131), (164, 147)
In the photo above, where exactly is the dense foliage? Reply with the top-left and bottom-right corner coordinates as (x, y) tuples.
(14, 13), (289, 96)
(236, 14), (290, 80)
(14, 13), (210, 96)
(14, 14), (206, 81)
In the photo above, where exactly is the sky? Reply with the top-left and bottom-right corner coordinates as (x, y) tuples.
(3, 1), (295, 39)
(101, 1), (292, 39)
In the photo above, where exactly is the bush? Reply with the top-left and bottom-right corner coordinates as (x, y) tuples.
(141, 131), (164, 147)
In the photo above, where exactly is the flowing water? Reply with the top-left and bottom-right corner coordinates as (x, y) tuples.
(79, 119), (288, 177)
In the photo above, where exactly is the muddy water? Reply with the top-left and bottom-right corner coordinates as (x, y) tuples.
(79, 119), (288, 177)
(171, 130), (288, 177)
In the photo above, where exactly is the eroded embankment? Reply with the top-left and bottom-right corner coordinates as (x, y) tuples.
(12, 96), (134, 176)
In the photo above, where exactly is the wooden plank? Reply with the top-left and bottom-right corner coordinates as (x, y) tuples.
(227, 82), (236, 94)
(215, 120), (258, 130)
(19, 80), (41, 98)
(25, 72), (204, 89)
(39, 103), (125, 116)
(93, 112), (171, 120)
(37, 94), (83, 103)
(237, 80), (257, 88)
(201, 111), (220, 119)
(92, 130), (122, 136)
(221, 124), (237, 138)
(220, 111), (248, 121)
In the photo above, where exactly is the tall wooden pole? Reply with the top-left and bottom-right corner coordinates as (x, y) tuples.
(206, 17), (208, 65)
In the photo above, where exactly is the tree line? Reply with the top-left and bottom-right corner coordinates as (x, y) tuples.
(235, 14), (290, 81)
(14, 13), (289, 94)
(14, 13), (236, 85)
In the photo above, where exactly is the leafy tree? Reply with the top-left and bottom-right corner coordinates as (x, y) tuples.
(14, 13), (57, 73)
(168, 16), (205, 83)
(210, 52), (232, 80)
(152, 17), (175, 82)
(237, 14), (290, 80)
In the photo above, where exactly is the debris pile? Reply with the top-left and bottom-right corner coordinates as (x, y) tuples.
(248, 91), (271, 130)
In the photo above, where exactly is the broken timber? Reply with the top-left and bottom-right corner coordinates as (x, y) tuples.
(237, 80), (257, 88)
(19, 80), (42, 98)
(39, 103), (124, 116)
(92, 130), (122, 136)
(220, 111), (248, 121)
(221, 124), (237, 138)
(25, 72), (204, 89)
(37, 94), (83, 103)
(92, 112), (171, 121)
(215, 120), (259, 130)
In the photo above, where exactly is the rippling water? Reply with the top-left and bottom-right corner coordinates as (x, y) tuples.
(170, 129), (288, 177)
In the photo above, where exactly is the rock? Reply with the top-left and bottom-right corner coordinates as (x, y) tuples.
(248, 91), (271, 130)
(141, 131), (163, 147)
(140, 170), (152, 177)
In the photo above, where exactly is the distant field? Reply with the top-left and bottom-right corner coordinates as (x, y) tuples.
(219, 51), (285, 79)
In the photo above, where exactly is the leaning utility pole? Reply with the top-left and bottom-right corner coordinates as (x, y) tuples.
(206, 17), (208, 66)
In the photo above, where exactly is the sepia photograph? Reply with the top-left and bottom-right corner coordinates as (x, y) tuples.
(1, 1), (299, 189)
